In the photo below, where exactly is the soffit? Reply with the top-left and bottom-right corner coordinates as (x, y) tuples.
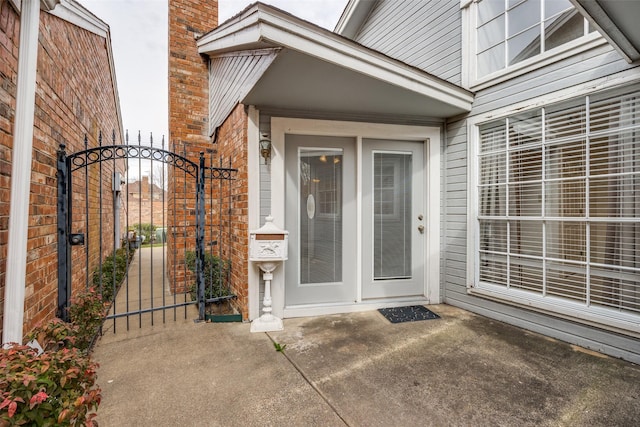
(198, 2), (473, 121)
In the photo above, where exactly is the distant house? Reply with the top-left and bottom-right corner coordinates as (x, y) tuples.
(168, 0), (640, 363)
(122, 175), (168, 229)
(1, 0), (123, 343)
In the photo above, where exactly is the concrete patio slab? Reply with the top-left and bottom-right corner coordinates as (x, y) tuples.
(93, 304), (640, 426)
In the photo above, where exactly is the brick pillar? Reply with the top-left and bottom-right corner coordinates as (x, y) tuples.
(168, 0), (216, 149)
(167, 0), (218, 295)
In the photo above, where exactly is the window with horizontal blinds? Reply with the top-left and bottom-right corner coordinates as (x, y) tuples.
(476, 84), (640, 324)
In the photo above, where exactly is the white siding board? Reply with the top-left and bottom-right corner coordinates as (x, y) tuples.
(447, 296), (640, 364)
(352, 0), (462, 85)
(375, 1), (450, 57)
(208, 50), (279, 135)
(472, 47), (633, 116)
(259, 113), (271, 223)
(446, 149), (466, 162)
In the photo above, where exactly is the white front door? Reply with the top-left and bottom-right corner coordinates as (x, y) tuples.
(284, 134), (357, 305)
(362, 139), (425, 299)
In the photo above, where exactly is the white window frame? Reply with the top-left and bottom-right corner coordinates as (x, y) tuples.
(461, 0), (606, 91)
(467, 72), (640, 337)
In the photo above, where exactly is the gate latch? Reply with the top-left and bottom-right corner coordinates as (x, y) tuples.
(69, 233), (85, 246)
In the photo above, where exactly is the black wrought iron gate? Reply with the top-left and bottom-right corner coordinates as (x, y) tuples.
(57, 132), (237, 331)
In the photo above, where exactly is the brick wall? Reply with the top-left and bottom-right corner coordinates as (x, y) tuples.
(215, 104), (249, 319)
(167, 0), (217, 295)
(122, 176), (168, 228)
(168, 0), (251, 319)
(0, 2), (123, 338)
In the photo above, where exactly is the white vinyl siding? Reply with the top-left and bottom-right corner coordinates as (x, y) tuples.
(354, 0), (462, 85)
(474, 84), (640, 330)
(208, 49), (279, 136)
(472, 43), (629, 116)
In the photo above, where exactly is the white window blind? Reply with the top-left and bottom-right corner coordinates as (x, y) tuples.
(477, 84), (640, 321)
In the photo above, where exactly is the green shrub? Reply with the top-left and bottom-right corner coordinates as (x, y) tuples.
(1, 323), (101, 426)
(68, 288), (109, 352)
(24, 318), (78, 352)
(185, 251), (232, 301)
(131, 223), (156, 245)
(92, 247), (133, 303)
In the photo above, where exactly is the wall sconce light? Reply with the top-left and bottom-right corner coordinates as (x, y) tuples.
(260, 133), (271, 164)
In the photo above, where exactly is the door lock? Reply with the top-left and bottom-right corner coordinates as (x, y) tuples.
(418, 225), (425, 234)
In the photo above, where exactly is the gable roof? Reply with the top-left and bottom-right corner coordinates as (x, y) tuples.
(197, 2), (473, 135)
(571, 0), (640, 63)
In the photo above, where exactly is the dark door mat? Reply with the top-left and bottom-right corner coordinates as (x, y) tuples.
(378, 306), (440, 323)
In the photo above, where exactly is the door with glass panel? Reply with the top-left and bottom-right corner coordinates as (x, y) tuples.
(362, 139), (425, 299)
(285, 135), (357, 305)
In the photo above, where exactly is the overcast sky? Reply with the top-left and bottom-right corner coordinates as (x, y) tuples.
(78, 0), (346, 147)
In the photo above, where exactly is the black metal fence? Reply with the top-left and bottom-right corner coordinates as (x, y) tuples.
(57, 131), (237, 330)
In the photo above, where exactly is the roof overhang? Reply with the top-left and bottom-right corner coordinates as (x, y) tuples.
(197, 2), (473, 121)
(334, 0), (377, 39)
(571, 0), (640, 63)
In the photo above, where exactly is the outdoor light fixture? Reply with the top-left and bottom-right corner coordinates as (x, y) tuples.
(259, 133), (271, 164)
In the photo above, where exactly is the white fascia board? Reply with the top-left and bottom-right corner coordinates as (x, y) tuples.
(197, 24), (264, 53)
(197, 7), (261, 50)
(198, 5), (473, 113)
(105, 35), (125, 144)
(334, 0), (376, 38)
(570, 0), (640, 63)
(9, 0), (60, 12)
(48, 0), (109, 38)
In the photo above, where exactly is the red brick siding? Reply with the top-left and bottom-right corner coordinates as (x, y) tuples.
(168, 1), (252, 319)
(215, 104), (249, 320)
(122, 176), (168, 227)
(167, 0), (217, 294)
(0, 2), (123, 338)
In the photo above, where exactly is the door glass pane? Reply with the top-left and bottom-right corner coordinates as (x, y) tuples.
(373, 152), (412, 280)
(299, 149), (342, 284)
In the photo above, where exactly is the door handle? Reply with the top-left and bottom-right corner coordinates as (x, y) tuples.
(418, 225), (425, 234)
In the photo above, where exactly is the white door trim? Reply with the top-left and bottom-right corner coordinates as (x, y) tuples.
(271, 117), (441, 318)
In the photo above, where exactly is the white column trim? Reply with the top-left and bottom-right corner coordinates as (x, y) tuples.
(427, 137), (441, 303)
(3, 0), (41, 345)
(269, 118), (286, 319)
(247, 106), (260, 320)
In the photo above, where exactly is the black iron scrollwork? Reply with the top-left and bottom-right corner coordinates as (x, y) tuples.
(67, 145), (200, 176)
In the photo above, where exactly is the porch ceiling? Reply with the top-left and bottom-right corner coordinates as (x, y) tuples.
(244, 48), (469, 118)
(197, 2), (473, 120)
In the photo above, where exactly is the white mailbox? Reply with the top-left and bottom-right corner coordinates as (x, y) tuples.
(250, 216), (288, 333)
(249, 216), (288, 262)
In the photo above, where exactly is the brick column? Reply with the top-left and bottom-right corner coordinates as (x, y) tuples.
(167, 0), (217, 295)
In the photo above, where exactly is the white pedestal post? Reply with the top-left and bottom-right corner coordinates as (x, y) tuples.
(250, 261), (283, 332)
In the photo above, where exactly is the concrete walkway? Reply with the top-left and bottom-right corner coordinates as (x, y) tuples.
(102, 246), (193, 335)
(93, 303), (640, 426)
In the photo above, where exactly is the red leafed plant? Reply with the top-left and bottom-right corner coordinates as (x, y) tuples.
(0, 320), (101, 426)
